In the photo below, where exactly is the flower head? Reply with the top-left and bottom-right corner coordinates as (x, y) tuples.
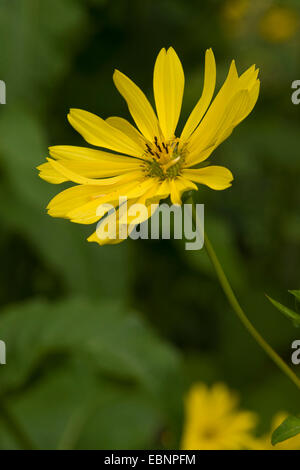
(38, 48), (259, 245)
(181, 382), (257, 450)
(223, 0), (250, 23)
(260, 7), (299, 44)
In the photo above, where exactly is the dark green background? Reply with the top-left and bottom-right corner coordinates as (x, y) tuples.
(0, 0), (299, 449)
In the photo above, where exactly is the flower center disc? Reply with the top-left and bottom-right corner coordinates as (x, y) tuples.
(144, 136), (186, 180)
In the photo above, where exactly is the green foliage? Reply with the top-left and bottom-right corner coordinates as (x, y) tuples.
(0, 0), (86, 109)
(272, 415), (300, 446)
(0, 0), (300, 449)
(0, 298), (183, 449)
(266, 294), (300, 327)
(289, 290), (300, 303)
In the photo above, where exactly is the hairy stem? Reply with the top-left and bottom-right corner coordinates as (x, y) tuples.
(187, 196), (300, 391)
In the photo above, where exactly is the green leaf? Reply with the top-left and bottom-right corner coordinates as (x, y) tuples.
(0, 298), (183, 449)
(266, 295), (300, 327)
(271, 415), (300, 446)
(0, 0), (86, 107)
(289, 290), (300, 303)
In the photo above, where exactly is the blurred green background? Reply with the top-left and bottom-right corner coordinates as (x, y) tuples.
(0, 0), (300, 449)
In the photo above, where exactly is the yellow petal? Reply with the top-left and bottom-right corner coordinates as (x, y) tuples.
(187, 62), (259, 160)
(87, 198), (141, 246)
(87, 211), (127, 246)
(87, 230), (124, 246)
(89, 181), (164, 245)
(153, 47), (184, 141)
(148, 179), (170, 202)
(233, 80), (260, 127)
(182, 166), (233, 190)
(68, 108), (143, 157)
(106, 117), (146, 153)
(168, 179), (181, 205)
(183, 144), (216, 168)
(37, 163), (67, 184)
(38, 152), (143, 184)
(187, 82), (259, 166)
(67, 192), (128, 225)
(47, 158), (144, 186)
(49, 145), (144, 162)
(176, 176), (198, 194)
(187, 60), (239, 152)
(167, 177), (198, 205)
(38, 146), (144, 183)
(119, 181), (162, 225)
(208, 90), (251, 142)
(113, 70), (160, 141)
(181, 48), (216, 141)
(238, 65), (259, 89)
(47, 184), (103, 218)
(68, 178), (156, 225)
(207, 86), (258, 146)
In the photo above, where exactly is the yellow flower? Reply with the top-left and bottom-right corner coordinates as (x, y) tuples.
(254, 413), (300, 450)
(260, 7), (299, 44)
(38, 48), (259, 245)
(223, 0), (250, 23)
(181, 382), (257, 450)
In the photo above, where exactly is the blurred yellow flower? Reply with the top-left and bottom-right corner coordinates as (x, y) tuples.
(181, 383), (257, 450)
(260, 6), (299, 43)
(223, 0), (250, 23)
(38, 48), (259, 245)
(254, 413), (300, 450)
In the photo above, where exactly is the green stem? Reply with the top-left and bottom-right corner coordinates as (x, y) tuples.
(187, 196), (300, 391)
(0, 401), (36, 450)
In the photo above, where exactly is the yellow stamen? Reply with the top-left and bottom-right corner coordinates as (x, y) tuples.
(162, 156), (181, 171)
